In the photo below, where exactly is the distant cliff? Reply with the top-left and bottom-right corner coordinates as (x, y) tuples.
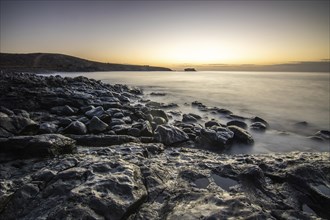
(0, 53), (172, 72)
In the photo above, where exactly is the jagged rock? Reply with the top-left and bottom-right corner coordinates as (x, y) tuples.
(0, 136), (328, 220)
(227, 120), (247, 129)
(228, 125), (254, 144)
(87, 116), (108, 133)
(154, 125), (189, 145)
(195, 127), (234, 150)
(63, 121), (87, 135)
(85, 106), (104, 118)
(0, 151), (147, 219)
(0, 134), (76, 157)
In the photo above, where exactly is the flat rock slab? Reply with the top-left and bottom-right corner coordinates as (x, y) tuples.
(69, 134), (140, 146)
(0, 134), (76, 157)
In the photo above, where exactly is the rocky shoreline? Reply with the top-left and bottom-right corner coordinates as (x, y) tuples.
(0, 71), (329, 219)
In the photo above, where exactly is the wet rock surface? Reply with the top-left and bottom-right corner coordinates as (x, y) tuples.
(0, 72), (329, 219)
(0, 146), (329, 219)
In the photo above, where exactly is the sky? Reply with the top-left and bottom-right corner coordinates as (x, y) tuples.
(0, 0), (329, 69)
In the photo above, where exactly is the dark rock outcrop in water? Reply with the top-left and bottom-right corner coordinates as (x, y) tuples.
(0, 71), (329, 219)
(184, 68), (196, 71)
(0, 53), (172, 72)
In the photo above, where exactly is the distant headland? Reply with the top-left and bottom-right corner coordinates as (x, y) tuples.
(0, 53), (172, 72)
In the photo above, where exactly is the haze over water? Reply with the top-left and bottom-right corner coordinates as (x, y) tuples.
(54, 71), (329, 154)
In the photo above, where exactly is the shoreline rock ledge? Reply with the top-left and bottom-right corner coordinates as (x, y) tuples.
(0, 71), (329, 219)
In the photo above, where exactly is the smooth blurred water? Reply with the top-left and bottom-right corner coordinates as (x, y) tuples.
(53, 71), (330, 153)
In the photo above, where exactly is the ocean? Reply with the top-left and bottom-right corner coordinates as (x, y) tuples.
(51, 71), (329, 154)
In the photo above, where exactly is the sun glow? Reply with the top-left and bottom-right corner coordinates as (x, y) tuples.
(159, 39), (239, 65)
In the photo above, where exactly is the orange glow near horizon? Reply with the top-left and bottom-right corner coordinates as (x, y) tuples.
(1, 1), (329, 68)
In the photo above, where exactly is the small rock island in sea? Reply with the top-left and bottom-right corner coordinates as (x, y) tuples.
(0, 66), (329, 219)
(184, 68), (197, 71)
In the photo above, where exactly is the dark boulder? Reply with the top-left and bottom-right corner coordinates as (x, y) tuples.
(150, 92), (166, 96)
(105, 108), (122, 116)
(63, 121), (87, 135)
(109, 118), (126, 127)
(127, 127), (141, 137)
(182, 114), (198, 123)
(85, 106), (104, 118)
(0, 115), (39, 135)
(228, 125), (254, 144)
(153, 116), (166, 125)
(39, 122), (58, 134)
(80, 105), (95, 114)
(113, 112), (124, 118)
(227, 120), (248, 129)
(132, 121), (153, 137)
(251, 116), (269, 128)
(205, 120), (220, 128)
(154, 125), (189, 145)
(250, 122), (267, 132)
(111, 125), (129, 135)
(58, 118), (72, 127)
(150, 109), (169, 122)
(195, 127), (234, 150)
(102, 102), (122, 109)
(50, 105), (75, 116)
(87, 116), (108, 133)
(217, 108), (233, 115)
(140, 121), (153, 137)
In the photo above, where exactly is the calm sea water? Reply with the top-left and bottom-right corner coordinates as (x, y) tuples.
(52, 71), (329, 154)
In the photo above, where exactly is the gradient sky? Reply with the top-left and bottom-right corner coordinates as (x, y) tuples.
(1, 0), (329, 68)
